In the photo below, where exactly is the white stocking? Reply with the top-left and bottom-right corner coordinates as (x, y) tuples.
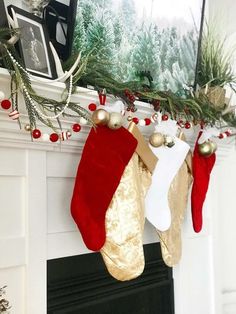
(145, 120), (190, 231)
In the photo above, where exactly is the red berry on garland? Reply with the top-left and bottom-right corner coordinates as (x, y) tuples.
(88, 103), (97, 111)
(129, 95), (135, 102)
(32, 129), (41, 139)
(218, 133), (224, 139)
(200, 121), (205, 128)
(124, 89), (130, 96)
(162, 114), (169, 121)
(185, 122), (191, 129)
(72, 123), (81, 132)
(177, 120), (184, 127)
(50, 133), (59, 142)
(153, 100), (160, 111)
(131, 106), (137, 112)
(225, 130), (232, 137)
(1, 99), (11, 110)
(132, 117), (139, 124)
(144, 118), (151, 126)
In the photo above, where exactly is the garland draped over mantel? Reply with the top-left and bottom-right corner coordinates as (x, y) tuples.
(1, 27), (236, 136)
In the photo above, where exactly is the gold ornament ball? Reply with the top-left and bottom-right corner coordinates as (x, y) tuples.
(107, 112), (123, 130)
(209, 141), (217, 154)
(127, 115), (133, 122)
(24, 124), (31, 131)
(198, 141), (213, 157)
(91, 109), (110, 126)
(149, 132), (165, 147)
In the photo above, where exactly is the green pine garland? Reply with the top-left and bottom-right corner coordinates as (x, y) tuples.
(70, 53), (236, 128)
(1, 27), (236, 132)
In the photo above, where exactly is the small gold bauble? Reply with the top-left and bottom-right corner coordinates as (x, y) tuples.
(209, 141), (217, 154)
(127, 115), (133, 122)
(24, 124), (31, 131)
(198, 141), (213, 157)
(107, 112), (123, 130)
(164, 135), (175, 148)
(91, 109), (110, 126)
(149, 132), (165, 147)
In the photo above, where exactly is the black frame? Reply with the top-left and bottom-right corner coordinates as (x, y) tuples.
(0, 0), (8, 28)
(44, 0), (78, 61)
(8, 5), (57, 79)
(194, 0), (206, 88)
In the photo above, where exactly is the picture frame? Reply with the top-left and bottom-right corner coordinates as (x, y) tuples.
(44, 0), (78, 61)
(8, 5), (57, 79)
(0, 0), (8, 29)
(73, 0), (205, 92)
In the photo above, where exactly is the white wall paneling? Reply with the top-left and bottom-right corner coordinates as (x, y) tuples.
(0, 64), (235, 314)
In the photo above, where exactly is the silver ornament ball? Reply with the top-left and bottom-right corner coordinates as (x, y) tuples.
(107, 112), (123, 130)
(164, 135), (175, 148)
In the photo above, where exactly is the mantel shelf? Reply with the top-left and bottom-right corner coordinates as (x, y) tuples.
(0, 67), (235, 161)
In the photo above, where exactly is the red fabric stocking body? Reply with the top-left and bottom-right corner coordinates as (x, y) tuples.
(191, 131), (216, 232)
(71, 126), (137, 251)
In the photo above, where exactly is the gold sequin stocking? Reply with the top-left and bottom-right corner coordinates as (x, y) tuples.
(100, 153), (151, 281)
(157, 151), (193, 267)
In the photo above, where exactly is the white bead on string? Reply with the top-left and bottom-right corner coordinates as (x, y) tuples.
(6, 49), (73, 121)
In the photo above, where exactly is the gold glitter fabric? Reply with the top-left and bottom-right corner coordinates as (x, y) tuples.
(100, 153), (151, 281)
(157, 151), (192, 267)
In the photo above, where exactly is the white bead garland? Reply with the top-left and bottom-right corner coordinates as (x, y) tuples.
(41, 133), (50, 141)
(0, 91), (5, 101)
(6, 49), (74, 121)
(138, 119), (146, 127)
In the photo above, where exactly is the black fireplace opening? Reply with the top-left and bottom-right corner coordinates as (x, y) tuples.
(47, 243), (175, 314)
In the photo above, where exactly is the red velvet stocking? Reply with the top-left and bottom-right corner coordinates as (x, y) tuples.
(71, 126), (137, 251)
(191, 131), (216, 232)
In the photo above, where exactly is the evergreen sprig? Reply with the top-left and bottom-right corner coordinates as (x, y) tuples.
(1, 44), (91, 131)
(196, 23), (236, 87)
(68, 53), (236, 128)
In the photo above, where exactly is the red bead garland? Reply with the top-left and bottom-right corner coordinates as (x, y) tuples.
(1, 99), (11, 110)
(88, 103), (97, 111)
(144, 118), (151, 125)
(132, 117), (139, 124)
(50, 133), (59, 142)
(72, 123), (81, 132)
(2, 88), (234, 144)
(162, 114), (169, 121)
(218, 129), (232, 139)
(32, 129), (41, 139)
(184, 122), (191, 129)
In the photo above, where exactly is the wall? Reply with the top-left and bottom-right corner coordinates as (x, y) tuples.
(0, 68), (159, 313)
(1, 65), (234, 314)
(208, 0), (236, 313)
(1, 0), (236, 313)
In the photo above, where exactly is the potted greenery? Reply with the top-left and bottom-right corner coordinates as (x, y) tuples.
(196, 23), (236, 108)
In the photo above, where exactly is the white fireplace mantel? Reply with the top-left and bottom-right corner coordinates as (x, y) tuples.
(0, 67), (236, 314)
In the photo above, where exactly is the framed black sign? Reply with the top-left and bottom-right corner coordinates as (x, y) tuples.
(44, 0), (78, 61)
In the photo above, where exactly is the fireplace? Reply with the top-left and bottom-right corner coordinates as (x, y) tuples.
(47, 243), (174, 314)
